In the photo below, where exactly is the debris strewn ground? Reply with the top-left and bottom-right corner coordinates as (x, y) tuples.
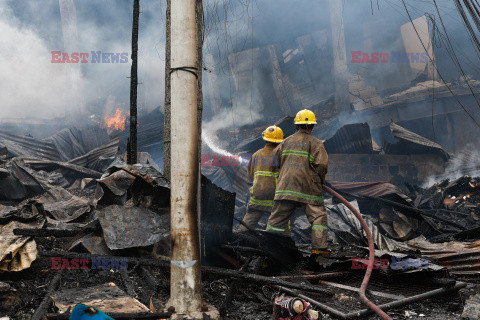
(0, 122), (478, 320)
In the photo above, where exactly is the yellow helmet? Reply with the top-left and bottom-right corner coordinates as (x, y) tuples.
(294, 109), (317, 125)
(262, 125), (284, 143)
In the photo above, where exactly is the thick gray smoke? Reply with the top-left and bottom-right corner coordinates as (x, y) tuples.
(0, 5), (68, 118)
(201, 0), (480, 134)
(0, 0), (165, 119)
(424, 143), (480, 187)
(1, 0), (479, 132)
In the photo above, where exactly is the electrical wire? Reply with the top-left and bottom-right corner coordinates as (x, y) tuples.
(248, 0), (254, 123)
(430, 15), (437, 142)
(428, 4), (480, 101)
(432, 8), (480, 74)
(401, 0), (480, 129)
(454, 0), (480, 53)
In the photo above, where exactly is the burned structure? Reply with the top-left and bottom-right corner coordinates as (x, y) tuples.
(1, 1), (480, 320)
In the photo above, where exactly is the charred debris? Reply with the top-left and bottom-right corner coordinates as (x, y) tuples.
(0, 109), (478, 319)
(2, 5), (480, 320)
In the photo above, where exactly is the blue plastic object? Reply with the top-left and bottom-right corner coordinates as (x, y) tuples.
(69, 304), (115, 320)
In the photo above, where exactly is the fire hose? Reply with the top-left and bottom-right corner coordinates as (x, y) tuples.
(322, 184), (392, 320)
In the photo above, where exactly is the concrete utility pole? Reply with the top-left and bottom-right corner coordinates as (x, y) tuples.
(167, 0), (206, 318)
(128, 0), (140, 165)
(329, 0), (351, 114)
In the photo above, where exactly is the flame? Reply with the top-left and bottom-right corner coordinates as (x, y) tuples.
(104, 108), (128, 131)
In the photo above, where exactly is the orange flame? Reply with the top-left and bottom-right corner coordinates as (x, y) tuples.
(104, 108), (128, 131)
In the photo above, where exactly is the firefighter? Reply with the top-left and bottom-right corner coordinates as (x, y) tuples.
(266, 109), (330, 255)
(238, 125), (284, 231)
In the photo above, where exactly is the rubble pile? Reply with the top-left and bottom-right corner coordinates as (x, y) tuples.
(414, 176), (480, 229)
(0, 125), (238, 319)
(0, 123), (478, 320)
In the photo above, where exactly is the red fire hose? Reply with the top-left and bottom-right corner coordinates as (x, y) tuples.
(322, 185), (392, 320)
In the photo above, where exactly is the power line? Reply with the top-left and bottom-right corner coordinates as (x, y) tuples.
(248, 0), (254, 123)
(454, 0), (480, 53)
(428, 3), (480, 105)
(429, 13), (437, 142)
(400, 0), (480, 129)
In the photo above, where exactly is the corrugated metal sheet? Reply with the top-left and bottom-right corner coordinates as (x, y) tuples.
(327, 200), (399, 251)
(43, 127), (87, 161)
(390, 123), (443, 149)
(201, 166), (234, 193)
(69, 137), (120, 169)
(45, 127), (110, 161)
(0, 127), (115, 164)
(0, 160), (45, 201)
(78, 127), (110, 153)
(385, 123), (450, 160)
(24, 159), (103, 179)
(323, 123), (377, 154)
(398, 236), (480, 280)
(0, 130), (60, 161)
(329, 181), (409, 199)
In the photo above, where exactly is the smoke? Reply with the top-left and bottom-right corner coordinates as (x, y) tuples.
(423, 144), (480, 187)
(2, 0), (480, 138)
(0, 0), (165, 120)
(0, 5), (68, 118)
(202, 78), (263, 133)
(201, 0), (479, 134)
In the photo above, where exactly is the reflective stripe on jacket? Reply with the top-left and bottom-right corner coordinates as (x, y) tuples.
(272, 129), (328, 205)
(247, 143), (279, 211)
